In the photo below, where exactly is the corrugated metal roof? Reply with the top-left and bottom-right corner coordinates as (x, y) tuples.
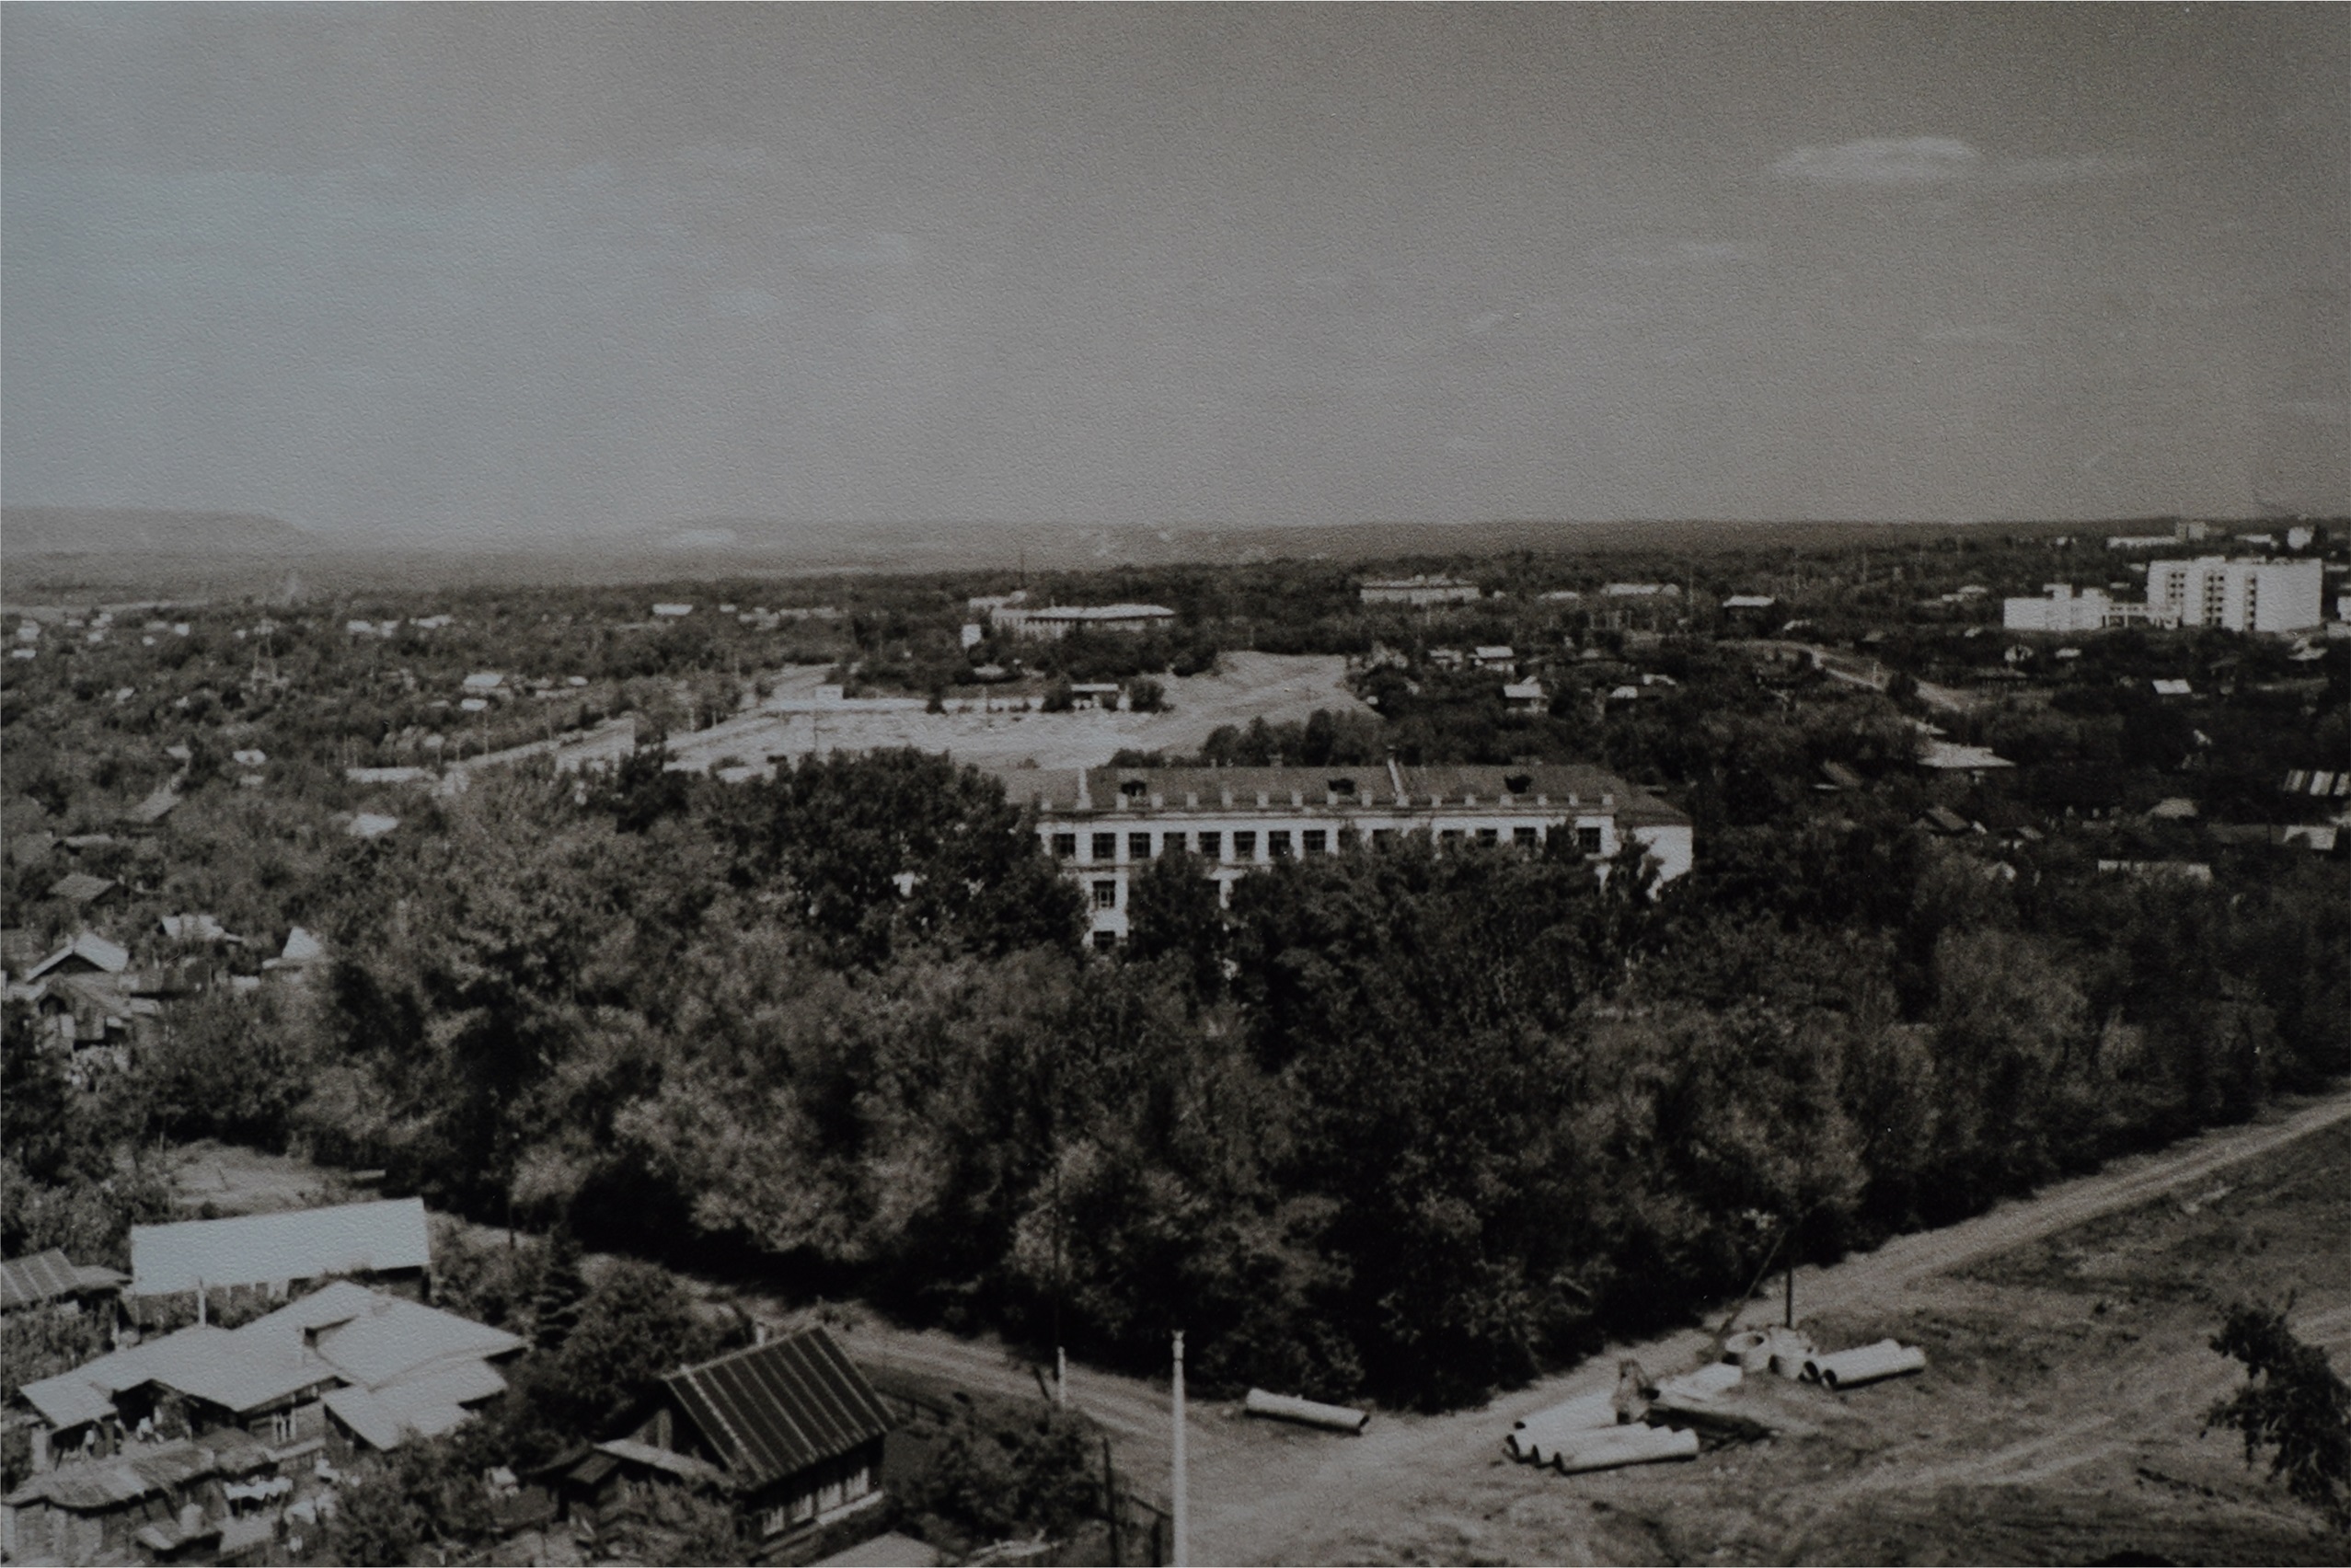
(663, 1327), (892, 1488)
(2, 1248), (86, 1308)
(131, 1197), (431, 1295)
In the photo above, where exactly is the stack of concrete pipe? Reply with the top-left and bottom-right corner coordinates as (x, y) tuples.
(1801, 1339), (1926, 1389)
(1505, 1366), (1733, 1474)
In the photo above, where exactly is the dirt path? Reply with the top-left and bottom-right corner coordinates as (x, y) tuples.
(1182, 1090), (2351, 1563)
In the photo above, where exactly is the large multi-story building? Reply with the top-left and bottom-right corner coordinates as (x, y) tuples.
(990, 602), (1178, 640)
(2146, 558), (2323, 634)
(997, 762), (1693, 947)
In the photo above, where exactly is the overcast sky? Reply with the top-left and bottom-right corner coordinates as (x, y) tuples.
(4, 4), (2345, 546)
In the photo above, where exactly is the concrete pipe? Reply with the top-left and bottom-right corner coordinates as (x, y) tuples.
(1722, 1332), (1772, 1372)
(1764, 1325), (1815, 1378)
(1243, 1389), (1370, 1435)
(1549, 1424), (1700, 1475)
(1802, 1341), (1925, 1389)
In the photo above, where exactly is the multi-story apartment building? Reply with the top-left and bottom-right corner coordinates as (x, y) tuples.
(2146, 558), (2323, 634)
(997, 762), (1693, 947)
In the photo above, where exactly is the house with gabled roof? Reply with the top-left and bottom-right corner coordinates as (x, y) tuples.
(596, 1326), (894, 1562)
(25, 932), (132, 984)
(44, 873), (121, 909)
(12, 1279), (522, 1480)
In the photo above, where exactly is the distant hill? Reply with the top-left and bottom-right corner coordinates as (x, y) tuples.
(2, 506), (311, 555)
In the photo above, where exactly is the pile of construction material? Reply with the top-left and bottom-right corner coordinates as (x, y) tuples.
(1241, 1389), (1370, 1435)
(1504, 1331), (1926, 1477)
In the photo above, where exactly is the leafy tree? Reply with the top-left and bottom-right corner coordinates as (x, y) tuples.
(523, 1259), (714, 1436)
(1121, 848), (1227, 996)
(2207, 1299), (2351, 1532)
(897, 1402), (1102, 1552)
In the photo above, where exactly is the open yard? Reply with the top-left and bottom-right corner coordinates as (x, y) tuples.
(659, 651), (1375, 775)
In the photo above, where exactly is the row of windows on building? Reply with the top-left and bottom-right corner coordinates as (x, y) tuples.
(1050, 823), (1606, 866)
(758, 1465), (873, 1537)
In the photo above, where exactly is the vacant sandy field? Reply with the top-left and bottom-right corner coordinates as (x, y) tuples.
(659, 651), (1375, 775)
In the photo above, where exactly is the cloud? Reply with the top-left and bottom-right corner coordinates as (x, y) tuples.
(710, 288), (781, 318)
(802, 231), (914, 271)
(1773, 137), (1982, 186)
(1586, 237), (1756, 270)
(1919, 322), (2030, 346)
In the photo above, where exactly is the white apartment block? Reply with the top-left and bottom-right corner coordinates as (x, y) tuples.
(2147, 558), (2323, 634)
(998, 762), (1694, 948)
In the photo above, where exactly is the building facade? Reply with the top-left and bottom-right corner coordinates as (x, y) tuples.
(1358, 576), (1481, 606)
(2146, 558), (2323, 634)
(990, 603), (1177, 640)
(998, 762), (1694, 946)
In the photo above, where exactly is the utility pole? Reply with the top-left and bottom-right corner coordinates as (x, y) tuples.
(1170, 1329), (1187, 1568)
(1053, 1143), (1066, 1408)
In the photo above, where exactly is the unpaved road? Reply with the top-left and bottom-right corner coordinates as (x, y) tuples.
(792, 1090), (2351, 1564)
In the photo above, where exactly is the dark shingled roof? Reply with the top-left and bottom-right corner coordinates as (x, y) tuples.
(663, 1327), (892, 1489)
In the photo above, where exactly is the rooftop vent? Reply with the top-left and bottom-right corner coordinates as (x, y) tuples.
(1327, 778), (1356, 796)
(1504, 772), (1533, 794)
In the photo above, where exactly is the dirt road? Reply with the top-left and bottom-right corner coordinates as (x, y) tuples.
(794, 1091), (2351, 1564)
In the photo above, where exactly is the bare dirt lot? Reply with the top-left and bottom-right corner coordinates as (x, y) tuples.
(659, 651), (1375, 775)
(781, 1094), (2351, 1566)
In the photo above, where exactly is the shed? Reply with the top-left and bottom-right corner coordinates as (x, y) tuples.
(0, 1250), (127, 1313)
(130, 1199), (432, 1298)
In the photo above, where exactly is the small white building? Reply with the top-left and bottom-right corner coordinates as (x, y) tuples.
(651, 603), (695, 618)
(1359, 576), (1481, 607)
